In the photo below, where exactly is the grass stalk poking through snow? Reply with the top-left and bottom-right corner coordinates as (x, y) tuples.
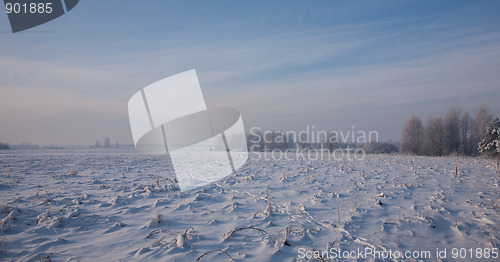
(222, 226), (270, 241)
(272, 226), (291, 250)
(148, 227), (197, 248)
(0, 236), (6, 255)
(195, 249), (234, 261)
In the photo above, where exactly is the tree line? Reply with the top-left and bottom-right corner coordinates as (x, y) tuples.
(401, 105), (497, 156)
(0, 142), (9, 150)
(246, 128), (399, 154)
(93, 137), (119, 149)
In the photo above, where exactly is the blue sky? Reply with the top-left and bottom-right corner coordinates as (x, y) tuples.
(1, 0), (500, 145)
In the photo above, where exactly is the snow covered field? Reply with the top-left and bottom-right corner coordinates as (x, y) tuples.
(0, 150), (499, 261)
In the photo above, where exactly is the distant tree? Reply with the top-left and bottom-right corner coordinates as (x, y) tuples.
(95, 140), (101, 148)
(443, 106), (461, 155)
(470, 105), (493, 155)
(401, 115), (424, 155)
(16, 143), (39, 150)
(460, 112), (471, 155)
(115, 142), (119, 148)
(274, 131), (286, 150)
(478, 118), (500, 153)
(423, 117), (444, 156)
(247, 129), (265, 152)
(0, 142), (9, 150)
(478, 118), (500, 166)
(323, 130), (339, 152)
(264, 131), (275, 151)
(263, 130), (287, 151)
(285, 132), (296, 149)
(104, 138), (111, 149)
(298, 132), (308, 150)
(363, 141), (399, 154)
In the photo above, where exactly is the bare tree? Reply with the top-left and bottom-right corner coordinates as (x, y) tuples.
(460, 112), (475, 155)
(274, 130), (286, 150)
(94, 139), (101, 148)
(247, 129), (265, 152)
(285, 132), (296, 149)
(323, 130), (339, 152)
(104, 137), (111, 149)
(423, 117), (444, 156)
(460, 112), (471, 155)
(401, 115), (424, 155)
(443, 106), (461, 155)
(0, 141), (9, 150)
(264, 131), (279, 151)
(298, 132), (308, 150)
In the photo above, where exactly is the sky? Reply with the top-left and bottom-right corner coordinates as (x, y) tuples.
(1, 0), (500, 146)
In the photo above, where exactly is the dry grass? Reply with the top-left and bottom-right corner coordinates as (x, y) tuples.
(195, 249), (234, 261)
(145, 229), (162, 239)
(222, 226), (270, 241)
(272, 226), (291, 250)
(148, 227), (197, 248)
(0, 236), (6, 255)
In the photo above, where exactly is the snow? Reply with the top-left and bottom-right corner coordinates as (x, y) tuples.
(0, 149), (499, 261)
